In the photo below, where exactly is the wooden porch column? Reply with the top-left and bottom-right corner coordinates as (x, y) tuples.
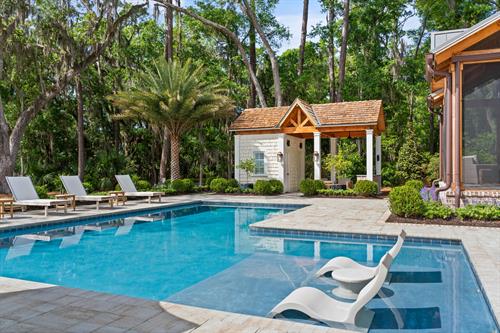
(366, 129), (374, 181)
(313, 132), (321, 180)
(330, 138), (338, 182)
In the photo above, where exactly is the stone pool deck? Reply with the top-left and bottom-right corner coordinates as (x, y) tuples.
(0, 194), (498, 332)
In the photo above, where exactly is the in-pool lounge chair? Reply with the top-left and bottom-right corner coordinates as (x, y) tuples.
(6, 176), (70, 217)
(60, 176), (115, 210)
(115, 175), (164, 204)
(315, 230), (405, 299)
(268, 253), (394, 332)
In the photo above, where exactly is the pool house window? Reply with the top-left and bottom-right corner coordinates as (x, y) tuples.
(254, 151), (265, 175)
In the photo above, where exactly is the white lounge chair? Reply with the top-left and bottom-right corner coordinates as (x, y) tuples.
(268, 253), (393, 332)
(6, 176), (70, 217)
(60, 176), (115, 210)
(316, 230), (406, 278)
(115, 175), (163, 204)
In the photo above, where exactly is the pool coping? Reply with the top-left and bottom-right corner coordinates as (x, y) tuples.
(0, 194), (498, 332)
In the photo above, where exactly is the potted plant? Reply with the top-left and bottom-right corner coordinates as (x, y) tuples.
(237, 158), (256, 189)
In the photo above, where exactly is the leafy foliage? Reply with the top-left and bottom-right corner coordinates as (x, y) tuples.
(299, 179), (325, 196)
(456, 205), (500, 221)
(323, 140), (363, 180)
(209, 177), (230, 193)
(389, 186), (425, 218)
(354, 180), (378, 196)
(396, 127), (426, 183)
(254, 179), (283, 195)
(317, 189), (357, 197)
(423, 202), (454, 219)
(237, 158), (255, 183)
(405, 180), (424, 192)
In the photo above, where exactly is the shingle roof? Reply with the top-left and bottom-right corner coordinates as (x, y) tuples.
(230, 99), (383, 130)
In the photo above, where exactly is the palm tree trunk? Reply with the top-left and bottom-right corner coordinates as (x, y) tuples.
(327, 5), (336, 102)
(160, 127), (169, 182)
(298, 0), (309, 76)
(337, 0), (350, 102)
(76, 75), (85, 180)
(170, 133), (181, 180)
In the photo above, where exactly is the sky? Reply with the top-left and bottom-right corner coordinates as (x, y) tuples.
(147, 0), (421, 53)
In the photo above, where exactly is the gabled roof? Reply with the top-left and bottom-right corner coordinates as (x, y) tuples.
(230, 99), (384, 131)
(430, 11), (500, 66)
(277, 98), (318, 127)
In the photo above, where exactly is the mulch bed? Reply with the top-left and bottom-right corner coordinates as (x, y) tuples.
(386, 214), (500, 228)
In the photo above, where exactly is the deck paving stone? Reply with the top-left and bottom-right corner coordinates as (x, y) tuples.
(0, 194), (498, 332)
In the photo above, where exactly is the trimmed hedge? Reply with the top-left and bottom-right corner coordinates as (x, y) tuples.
(317, 189), (356, 197)
(209, 177), (229, 193)
(354, 180), (378, 196)
(171, 179), (195, 193)
(405, 179), (424, 192)
(389, 185), (425, 217)
(299, 179), (325, 196)
(254, 179), (283, 195)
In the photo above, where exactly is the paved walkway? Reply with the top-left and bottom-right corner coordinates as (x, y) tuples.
(0, 194), (498, 332)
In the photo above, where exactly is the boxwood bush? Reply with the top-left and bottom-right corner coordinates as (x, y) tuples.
(299, 179), (325, 196)
(405, 179), (424, 192)
(171, 178), (195, 193)
(268, 179), (284, 194)
(254, 180), (273, 195)
(209, 177), (229, 193)
(354, 180), (378, 196)
(317, 189), (356, 197)
(389, 185), (425, 217)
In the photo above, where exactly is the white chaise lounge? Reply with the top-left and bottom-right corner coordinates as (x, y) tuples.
(60, 176), (115, 210)
(316, 230), (406, 278)
(115, 175), (163, 204)
(6, 176), (70, 217)
(268, 253), (394, 332)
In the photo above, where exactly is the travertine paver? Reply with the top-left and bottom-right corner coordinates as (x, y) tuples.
(0, 194), (498, 332)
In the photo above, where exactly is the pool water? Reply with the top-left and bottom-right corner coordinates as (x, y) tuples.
(0, 203), (497, 332)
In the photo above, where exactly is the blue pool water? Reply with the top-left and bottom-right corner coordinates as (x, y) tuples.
(0, 203), (497, 332)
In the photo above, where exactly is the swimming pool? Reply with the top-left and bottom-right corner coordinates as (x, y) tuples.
(0, 202), (497, 332)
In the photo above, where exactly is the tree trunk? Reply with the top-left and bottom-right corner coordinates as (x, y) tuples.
(170, 133), (181, 180)
(157, 0), (267, 107)
(176, 0), (182, 59)
(159, 127), (169, 182)
(76, 76), (85, 180)
(337, 0), (350, 102)
(0, 155), (14, 194)
(327, 5), (336, 102)
(297, 0), (309, 76)
(164, 0), (174, 61)
(247, 0), (256, 108)
(240, 0), (282, 106)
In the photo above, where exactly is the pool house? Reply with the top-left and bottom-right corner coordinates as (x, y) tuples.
(426, 11), (500, 207)
(229, 98), (386, 192)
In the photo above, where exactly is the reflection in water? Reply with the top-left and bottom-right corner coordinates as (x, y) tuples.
(371, 307), (441, 330)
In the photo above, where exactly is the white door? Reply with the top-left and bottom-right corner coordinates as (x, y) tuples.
(285, 142), (301, 192)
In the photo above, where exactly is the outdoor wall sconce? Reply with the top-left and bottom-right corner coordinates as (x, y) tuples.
(277, 152), (284, 162)
(313, 151), (320, 162)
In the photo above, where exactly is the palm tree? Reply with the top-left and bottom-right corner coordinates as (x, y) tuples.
(109, 59), (233, 180)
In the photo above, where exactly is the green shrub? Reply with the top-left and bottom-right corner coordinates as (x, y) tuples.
(405, 179), (424, 192)
(194, 185), (210, 192)
(317, 189), (356, 197)
(254, 180), (273, 195)
(164, 188), (177, 195)
(227, 178), (239, 188)
(423, 201), (454, 219)
(135, 179), (151, 191)
(225, 186), (240, 193)
(456, 205), (500, 221)
(389, 185), (425, 217)
(82, 181), (94, 193)
(354, 180), (378, 196)
(209, 177), (229, 193)
(268, 179), (284, 194)
(35, 185), (48, 199)
(299, 179), (325, 196)
(99, 178), (113, 191)
(242, 188), (254, 194)
(170, 179), (195, 193)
